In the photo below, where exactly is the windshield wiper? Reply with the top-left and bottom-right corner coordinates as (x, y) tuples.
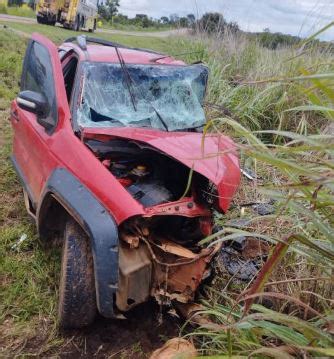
(115, 46), (137, 112)
(114, 47), (169, 131)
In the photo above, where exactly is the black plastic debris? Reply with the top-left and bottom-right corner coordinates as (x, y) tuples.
(217, 236), (269, 281)
(252, 203), (275, 216)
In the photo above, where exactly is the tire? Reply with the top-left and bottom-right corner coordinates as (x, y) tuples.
(58, 218), (96, 329)
(74, 14), (80, 31)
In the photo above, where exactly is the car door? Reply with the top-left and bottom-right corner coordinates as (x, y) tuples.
(11, 33), (71, 207)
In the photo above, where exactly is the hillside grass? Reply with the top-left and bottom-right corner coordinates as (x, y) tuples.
(0, 21), (333, 357)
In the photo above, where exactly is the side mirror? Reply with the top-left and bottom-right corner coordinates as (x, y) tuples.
(17, 90), (54, 131)
(17, 90), (49, 118)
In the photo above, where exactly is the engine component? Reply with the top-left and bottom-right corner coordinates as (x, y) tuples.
(116, 241), (152, 311)
(127, 182), (173, 207)
(131, 165), (149, 177)
(117, 216), (220, 311)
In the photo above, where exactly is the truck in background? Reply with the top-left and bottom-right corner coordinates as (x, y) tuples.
(36, 0), (97, 32)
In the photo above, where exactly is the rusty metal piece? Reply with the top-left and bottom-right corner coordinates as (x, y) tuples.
(150, 242), (221, 304)
(154, 238), (197, 259)
(117, 216), (220, 311)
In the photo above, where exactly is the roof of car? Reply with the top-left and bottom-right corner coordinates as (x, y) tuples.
(61, 42), (185, 66)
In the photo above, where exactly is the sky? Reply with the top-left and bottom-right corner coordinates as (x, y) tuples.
(118, 0), (334, 41)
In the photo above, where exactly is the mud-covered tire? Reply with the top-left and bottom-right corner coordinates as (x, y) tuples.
(58, 218), (96, 329)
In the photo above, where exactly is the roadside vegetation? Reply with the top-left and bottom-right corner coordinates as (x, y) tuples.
(0, 18), (333, 357)
(175, 26), (334, 357)
(0, 3), (35, 18)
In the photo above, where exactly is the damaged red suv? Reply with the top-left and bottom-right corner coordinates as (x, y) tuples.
(10, 33), (240, 328)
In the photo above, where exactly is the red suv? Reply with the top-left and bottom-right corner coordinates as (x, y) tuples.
(10, 33), (240, 328)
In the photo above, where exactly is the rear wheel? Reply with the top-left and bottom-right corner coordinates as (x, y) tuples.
(58, 218), (96, 329)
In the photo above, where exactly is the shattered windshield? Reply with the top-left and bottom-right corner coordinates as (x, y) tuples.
(76, 62), (209, 131)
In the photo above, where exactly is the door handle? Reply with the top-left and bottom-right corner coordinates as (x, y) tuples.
(10, 109), (19, 122)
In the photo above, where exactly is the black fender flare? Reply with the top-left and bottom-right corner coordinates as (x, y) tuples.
(38, 168), (118, 318)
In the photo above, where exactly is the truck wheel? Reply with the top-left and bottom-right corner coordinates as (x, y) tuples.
(58, 218), (96, 329)
(74, 14), (80, 31)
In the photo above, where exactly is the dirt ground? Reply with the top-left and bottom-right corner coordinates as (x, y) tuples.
(1, 301), (181, 358)
(59, 305), (180, 358)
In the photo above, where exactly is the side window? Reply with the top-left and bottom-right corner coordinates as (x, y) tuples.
(21, 41), (58, 126)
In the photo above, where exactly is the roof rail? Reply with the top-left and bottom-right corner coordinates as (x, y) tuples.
(64, 35), (165, 56)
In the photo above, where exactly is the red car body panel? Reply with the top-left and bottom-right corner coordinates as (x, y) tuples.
(60, 43), (185, 65)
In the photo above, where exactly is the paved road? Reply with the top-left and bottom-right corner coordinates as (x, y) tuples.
(0, 14), (188, 38)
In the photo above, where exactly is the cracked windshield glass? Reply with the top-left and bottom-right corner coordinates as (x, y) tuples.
(77, 63), (208, 131)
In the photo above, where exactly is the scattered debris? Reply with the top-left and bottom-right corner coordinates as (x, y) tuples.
(11, 233), (27, 251)
(218, 237), (270, 281)
(149, 338), (197, 359)
(241, 168), (256, 180)
(252, 202), (275, 216)
(225, 218), (251, 228)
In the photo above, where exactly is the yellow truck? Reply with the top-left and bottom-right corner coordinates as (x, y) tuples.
(36, 0), (97, 32)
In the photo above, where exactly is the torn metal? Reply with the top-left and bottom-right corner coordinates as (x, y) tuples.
(117, 216), (221, 311)
(84, 129), (240, 313)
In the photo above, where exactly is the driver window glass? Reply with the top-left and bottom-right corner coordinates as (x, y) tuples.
(21, 41), (57, 125)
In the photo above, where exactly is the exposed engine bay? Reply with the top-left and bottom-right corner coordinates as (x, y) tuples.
(85, 138), (222, 312)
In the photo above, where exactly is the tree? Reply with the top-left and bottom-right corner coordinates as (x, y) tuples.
(197, 12), (227, 34)
(187, 14), (195, 25)
(179, 17), (189, 27)
(160, 16), (169, 25)
(98, 0), (120, 22)
(8, 0), (23, 6)
(169, 13), (180, 24)
(227, 21), (239, 34)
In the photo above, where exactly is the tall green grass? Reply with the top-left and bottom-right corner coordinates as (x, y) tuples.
(183, 27), (334, 358)
(172, 31), (334, 134)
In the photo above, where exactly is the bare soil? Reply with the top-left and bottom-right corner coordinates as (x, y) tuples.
(1, 301), (181, 358)
(54, 301), (180, 358)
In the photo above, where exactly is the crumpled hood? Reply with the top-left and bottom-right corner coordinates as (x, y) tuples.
(83, 127), (240, 212)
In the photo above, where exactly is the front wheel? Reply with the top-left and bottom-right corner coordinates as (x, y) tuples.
(58, 218), (96, 329)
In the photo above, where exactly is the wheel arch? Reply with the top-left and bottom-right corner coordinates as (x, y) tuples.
(37, 168), (119, 318)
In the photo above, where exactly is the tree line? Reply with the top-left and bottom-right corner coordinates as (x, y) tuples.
(97, 3), (305, 49)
